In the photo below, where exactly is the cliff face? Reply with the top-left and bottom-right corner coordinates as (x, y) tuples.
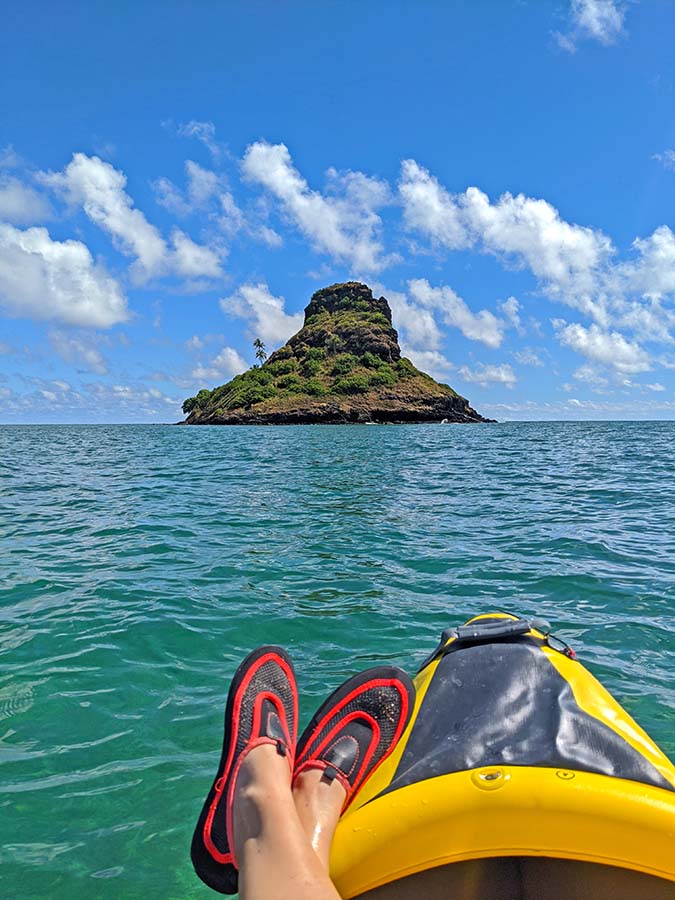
(182, 282), (491, 424)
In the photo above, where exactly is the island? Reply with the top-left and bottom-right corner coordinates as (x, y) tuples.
(181, 282), (492, 424)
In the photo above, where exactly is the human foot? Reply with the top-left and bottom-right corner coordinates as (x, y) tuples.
(292, 767), (347, 868)
(231, 742), (295, 861)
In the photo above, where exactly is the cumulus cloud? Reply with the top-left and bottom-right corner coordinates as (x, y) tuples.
(49, 329), (108, 374)
(399, 160), (471, 250)
(624, 226), (675, 301)
(400, 161), (613, 321)
(555, 320), (651, 373)
(191, 346), (248, 383)
(170, 227), (223, 278)
(0, 175), (53, 225)
(372, 279), (507, 383)
(385, 286), (443, 352)
(465, 188), (612, 303)
(399, 157), (675, 348)
(0, 222), (128, 327)
(408, 278), (507, 348)
(221, 282), (304, 346)
(42, 153), (166, 279)
(404, 348), (456, 382)
(458, 363), (517, 388)
(242, 141), (392, 271)
(41, 154), (223, 282)
(557, 0), (626, 52)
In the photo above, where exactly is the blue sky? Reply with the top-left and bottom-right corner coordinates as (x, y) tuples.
(2, 0), (675, 421)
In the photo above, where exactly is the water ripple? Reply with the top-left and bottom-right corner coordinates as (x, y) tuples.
(0, 422), (674, 898)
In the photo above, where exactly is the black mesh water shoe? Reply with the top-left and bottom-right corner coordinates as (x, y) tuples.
(190, 646), (298, 894)
(293, 666), (414, 812)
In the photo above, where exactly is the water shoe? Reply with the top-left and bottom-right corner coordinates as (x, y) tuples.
(293, 665), (415, 812)
(190, 646), (298, 894)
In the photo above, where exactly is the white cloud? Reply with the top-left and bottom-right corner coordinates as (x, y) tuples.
(0, 175), (53, 225)
(217, 190), (245, 238)
(463, 187), (612, 301)
(408, 278), (506, 348)
(398, 158), (675, 347)
(404, 347), (455, 382)
(242, 141), (392, 271)
(399, 160), (470, 250)
(556, 0), (625, 52)
(154, 160), (222, 216)
(484, 396), (675, 421)
(624, 226), (675, 301)
(255, 223), (283, 248)
(0, 375), (185, 423)
(221, 282), (304, 346)
(41, 154), (223, 282)
(499, 296), (522, 331)
(458, 363), (517, 387)
(170, 227), (223, 278)
(399, 160), (613, 323)
(49, 329), (108, 374)
(191, 346), (248, 383)
(42, 153), (167, 280)
(572, 363), (610, 391)
(513, 348), (544, 367)
(153, 159), (279, 248)
(185, 335), (204, 351)
(556, 321), (651, 373)
(570, 0), (625, 45)
(652, 149), (675, 171)
(177, 120), (222, 161)
(0, 146), (20, 169)
(0, 223), (128, 327)
(385, 286), (443, 351)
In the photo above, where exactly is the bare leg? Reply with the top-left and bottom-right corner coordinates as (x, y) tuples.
(232, 744), (344, 900)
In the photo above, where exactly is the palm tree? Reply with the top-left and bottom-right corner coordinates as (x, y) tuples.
(253, 338), (267, 366)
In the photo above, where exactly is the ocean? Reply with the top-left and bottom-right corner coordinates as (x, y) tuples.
(1, 422), (674, 899)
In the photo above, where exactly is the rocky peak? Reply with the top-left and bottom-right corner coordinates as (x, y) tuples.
(303, 282), (393, 325)
(277, 281), (400, 365)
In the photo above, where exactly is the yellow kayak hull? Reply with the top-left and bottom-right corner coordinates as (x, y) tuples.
(330, 614), (675, 898)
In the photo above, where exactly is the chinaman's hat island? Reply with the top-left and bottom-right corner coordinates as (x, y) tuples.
(181, 282), (493, 425)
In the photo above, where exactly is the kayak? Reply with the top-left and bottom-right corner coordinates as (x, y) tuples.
(330, 613), (675, 899)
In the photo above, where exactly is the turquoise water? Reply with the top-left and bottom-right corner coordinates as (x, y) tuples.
(1, 422), (674, 899)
